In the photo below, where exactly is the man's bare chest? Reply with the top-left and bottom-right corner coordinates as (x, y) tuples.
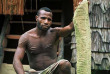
(26, 33), (58, 54)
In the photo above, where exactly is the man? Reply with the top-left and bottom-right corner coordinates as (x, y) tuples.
(13, 7), (74, 74)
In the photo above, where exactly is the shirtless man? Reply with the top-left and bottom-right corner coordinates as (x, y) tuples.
(13, 7), (74, 74)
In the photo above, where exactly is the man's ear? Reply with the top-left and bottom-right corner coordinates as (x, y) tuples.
(35, 15), (38, 21)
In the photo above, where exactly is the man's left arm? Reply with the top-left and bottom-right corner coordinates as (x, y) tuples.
(56, 22), (74, 37)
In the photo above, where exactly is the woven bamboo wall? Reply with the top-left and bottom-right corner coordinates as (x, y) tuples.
(71, 0), (110, 70)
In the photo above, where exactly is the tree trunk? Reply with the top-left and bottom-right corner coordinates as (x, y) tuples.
(73, 0), (91, 74)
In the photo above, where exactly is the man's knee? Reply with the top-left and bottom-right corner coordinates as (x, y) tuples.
(59, 59), (71, 70)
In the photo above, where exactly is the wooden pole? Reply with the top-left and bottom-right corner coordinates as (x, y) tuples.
(0, 15), (10, 68)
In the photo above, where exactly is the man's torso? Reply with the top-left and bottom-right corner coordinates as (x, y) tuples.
(24, 28), (59, 70)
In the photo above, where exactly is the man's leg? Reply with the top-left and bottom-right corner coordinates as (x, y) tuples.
(54, 59), (71, 74)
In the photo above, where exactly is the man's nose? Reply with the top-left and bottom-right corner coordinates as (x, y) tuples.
(44, 19), (48, 24)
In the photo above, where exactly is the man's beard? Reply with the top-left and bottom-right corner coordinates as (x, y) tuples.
(37, 22), (50, 31)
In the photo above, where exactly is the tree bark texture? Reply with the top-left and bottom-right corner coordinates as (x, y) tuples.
(73, 0), (91, 74)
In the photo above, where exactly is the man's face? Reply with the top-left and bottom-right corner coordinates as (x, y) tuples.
(36, 10), (52, 31)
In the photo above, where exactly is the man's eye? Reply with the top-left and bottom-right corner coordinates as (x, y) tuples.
(41, 17), (46, 19)
(48, 18), (52, 21)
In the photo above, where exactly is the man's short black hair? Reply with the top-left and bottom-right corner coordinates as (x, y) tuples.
(37, 7), (52, 16)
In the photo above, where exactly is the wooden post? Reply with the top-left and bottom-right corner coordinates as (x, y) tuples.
(57, 6), (64, 61)
(57, 37), (64, 61)
(0, 15), (10, 68)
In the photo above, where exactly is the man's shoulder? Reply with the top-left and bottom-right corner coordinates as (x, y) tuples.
(49, 27), (61, 32)
(26, 28), (35, 33)
(20, 28), (35, 39)
(22, 28), (35, 35)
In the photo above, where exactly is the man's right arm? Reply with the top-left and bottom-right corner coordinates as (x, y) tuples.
(13, 46), (25, 74)
(13, 34), (28, 74)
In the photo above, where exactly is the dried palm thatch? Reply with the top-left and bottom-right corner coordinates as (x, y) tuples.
(2, 0), (24, 15)
(0, 0), (2, 14)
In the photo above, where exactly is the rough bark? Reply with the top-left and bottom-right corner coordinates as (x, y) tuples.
(73, 0), (91, 74)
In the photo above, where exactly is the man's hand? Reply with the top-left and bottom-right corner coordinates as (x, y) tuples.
(27, 69), (38, 74)
(74, 0), (90, 11)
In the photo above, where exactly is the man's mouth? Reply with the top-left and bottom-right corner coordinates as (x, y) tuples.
(42, 25), (49, 28)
